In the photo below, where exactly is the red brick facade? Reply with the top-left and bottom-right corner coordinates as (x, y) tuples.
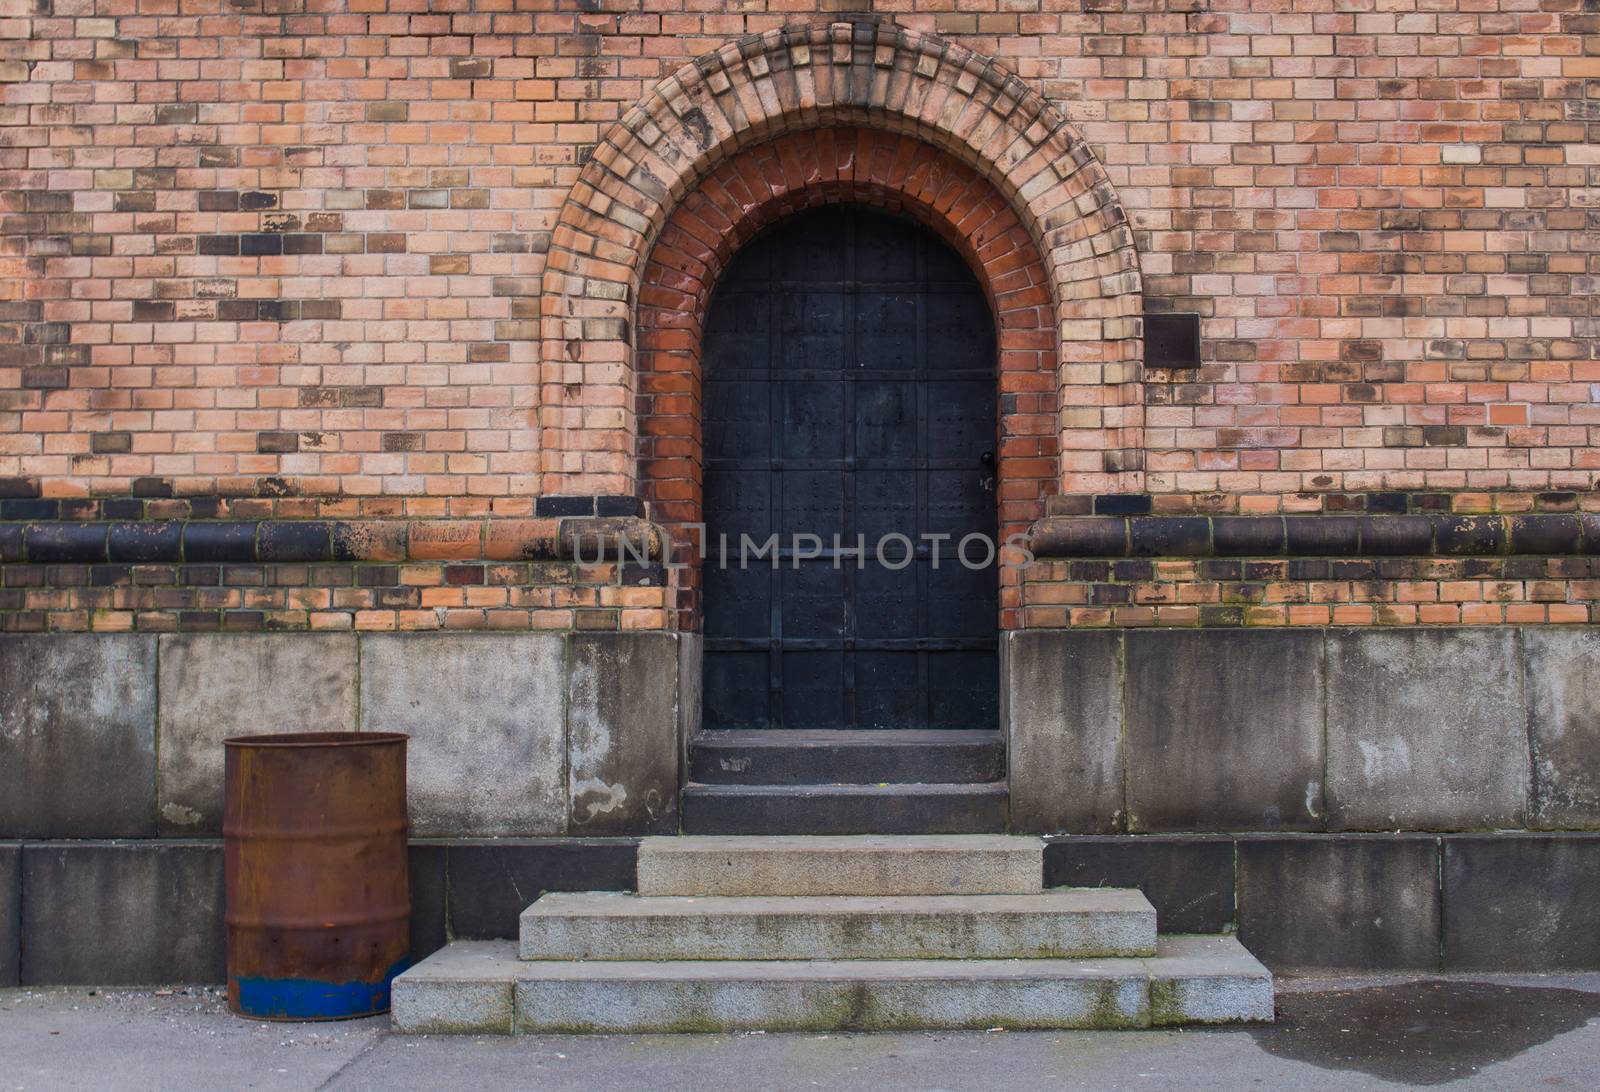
(2, 6), (1599, 632)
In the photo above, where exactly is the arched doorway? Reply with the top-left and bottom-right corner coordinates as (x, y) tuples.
(700, 204), (1000, 732)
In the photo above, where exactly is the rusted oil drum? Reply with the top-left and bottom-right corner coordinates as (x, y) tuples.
(224, 732), (410, 1020)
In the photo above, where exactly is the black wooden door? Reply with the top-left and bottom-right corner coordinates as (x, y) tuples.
(700, 205), (998, 730)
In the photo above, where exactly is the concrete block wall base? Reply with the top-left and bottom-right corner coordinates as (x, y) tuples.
(394, 836), (1272, 1034)
(1003, 627), (1600, 834)
(0, 631), (693, 842)
(5, 839), (638, 986)
(0, 843), (18, 986)
(1047, 832), (1600, 971)
(4, 832), (1599, 983)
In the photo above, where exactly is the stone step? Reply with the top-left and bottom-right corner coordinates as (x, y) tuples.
(518, 889), (1157, 962)
(391, 935), (1274, 1034)
(637, 835), (1043, 897)
(681, 781), (1008, 835)
(688, 729), (1006, 785)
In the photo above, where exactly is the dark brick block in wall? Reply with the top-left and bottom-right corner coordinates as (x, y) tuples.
(0, 635), (158, 838)
(535, 495), (597, 517)
(445, 840), (637, 939)
(20, 841), (225, 985)
(0, 844), (18, 986)
(1443, 834), (1600, 971)
(1044, 835), (1234, 933)
(1238, 835), (1440, 970)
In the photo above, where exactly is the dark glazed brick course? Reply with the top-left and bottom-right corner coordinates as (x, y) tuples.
(24, 522), (107, 563)
(1436, 515), (1506, 556)
(1212, 516), (1284, 556)
(1509, 515), (1582, 555)
(182, 521), (258, 563)
(1285, 515), (1360, 556)
(108, 521), (182, 563)
(1358, 514), (1434, 555)
(258, 520), (331, 562)
(1129, 516), (1209, 557)
(1031, 512), (1600, 558)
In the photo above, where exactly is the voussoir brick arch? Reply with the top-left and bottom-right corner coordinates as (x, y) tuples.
(538, 19), (1145, 501)
(639, 128), (1060, 631)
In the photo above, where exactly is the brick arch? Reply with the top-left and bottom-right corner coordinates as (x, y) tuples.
(538, 19), (1143, 501)
(640, 128), (1058, 631)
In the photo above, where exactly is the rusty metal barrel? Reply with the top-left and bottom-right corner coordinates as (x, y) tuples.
(223, 732), (410, 1020)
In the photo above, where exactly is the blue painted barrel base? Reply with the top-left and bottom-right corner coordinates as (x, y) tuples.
(232, 958), (409, 1021)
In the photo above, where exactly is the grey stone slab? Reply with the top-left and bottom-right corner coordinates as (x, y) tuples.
(1442, 833), (1600, 970)
(681, 781), (1008, 834)
(678, 630), (701, 772)
(361, 634), (564, 837)
(386, 934), (1282, 1036)
(157, 633), (358, 833)
(1147, 935), (1275, 1026)
(637, 835), (1042, 897)
(1325, 628), (1526, 830)
(390, 941), (515, 1034)
(444, 839), (638, 939)
(1525, 628), (1600, 829)
(1044, 835), (1236, 933)
(1237, 835), (1440, 970)
(21, 841), (224, 985)
(567, 632), (682, 836)
(409, 842), (448, 965)
(511, 957), (1152, 1033)
(1124, 629), (1325, 832)
(1001, 630), (1125, 833)
(0, 843), (17, 986)
(0, 634), (158, 837)
(519, 890), (1157, 961)
(395, 937), (1273, 1034)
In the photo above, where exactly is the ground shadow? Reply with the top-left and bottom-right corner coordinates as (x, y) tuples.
(1250, 980), (1600, 1085)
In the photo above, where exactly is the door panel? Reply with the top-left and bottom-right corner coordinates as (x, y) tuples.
(700, 204), (999, 730)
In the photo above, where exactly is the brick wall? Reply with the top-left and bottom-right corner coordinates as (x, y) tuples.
(1, 2), (1598, 631)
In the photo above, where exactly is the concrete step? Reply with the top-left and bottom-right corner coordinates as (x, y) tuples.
(391, 935), (1274, 1034)
(637, 835), (1043, 897)
(682, 781), (1008, 835)
(518, 889), (1157, 961)
(689, 729), (1006, 785)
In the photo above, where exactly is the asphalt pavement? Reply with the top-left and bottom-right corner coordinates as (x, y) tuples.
(4, 972), (1599, 1090)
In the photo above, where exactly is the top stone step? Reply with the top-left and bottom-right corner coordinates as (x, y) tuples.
(636, 835), (1043, 896)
